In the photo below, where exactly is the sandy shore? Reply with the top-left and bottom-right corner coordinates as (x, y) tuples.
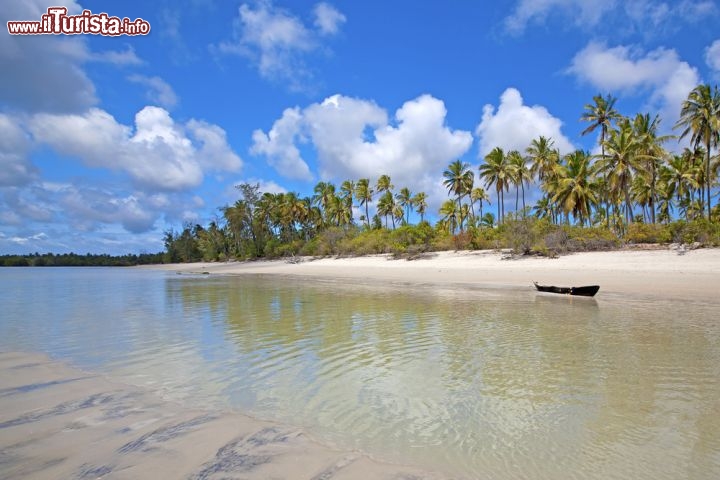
(144, 247), (720, 302)
(0, 351), (447, 480)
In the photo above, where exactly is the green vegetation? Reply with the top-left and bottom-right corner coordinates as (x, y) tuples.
(0, 252), (165, 267)
(8, 85), (718, 266)
(164, 83), (719, 262)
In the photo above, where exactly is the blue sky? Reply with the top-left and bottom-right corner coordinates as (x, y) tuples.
(1, 0), (719, 254)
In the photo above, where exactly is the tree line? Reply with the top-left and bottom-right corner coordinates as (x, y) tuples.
(0, 252), (165, 267)
(165, 84), (719, 262)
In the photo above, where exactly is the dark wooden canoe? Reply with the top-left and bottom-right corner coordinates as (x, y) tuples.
(533, 282), (599, 297)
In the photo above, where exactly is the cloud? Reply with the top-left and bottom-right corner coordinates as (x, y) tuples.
(128, 75), (179, 108)
(251, 94), (473, 213)
(0, 179), (213, 255)
(504, 0), (616, 34)
(0, 0), (143, 113)
(504, 0), (716, 36)
(706, 39), (720, 75)
(213, 1), (345, 91)
(251, 107), (312, 180)
(0, 114), (37, 187)
(475, 88), (574, 157)
(29, 107), (242, 192)
(314, 2), (346, 36)
(90, 45), (143, 65)
(567, 42), (700, 125)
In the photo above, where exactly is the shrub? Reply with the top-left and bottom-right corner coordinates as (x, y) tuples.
(667, 220), (720, 246)
(625, 223), (672, 244)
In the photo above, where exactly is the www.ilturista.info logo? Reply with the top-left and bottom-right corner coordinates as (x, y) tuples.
(7, 7), (150, 36)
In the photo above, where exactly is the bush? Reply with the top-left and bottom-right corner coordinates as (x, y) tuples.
(667, 220), (720, 246)
(625, 223), (672, 244)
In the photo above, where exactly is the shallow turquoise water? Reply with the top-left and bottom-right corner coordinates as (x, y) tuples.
(1, 267), (718, 479)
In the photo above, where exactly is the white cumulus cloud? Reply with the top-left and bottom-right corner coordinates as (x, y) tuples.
(475, 88), (574, 157)
(567, 42), (700, 125)
(29, 107), (242, 192)
(252, 94), (473, 199)
(706, 39), (720, 75)
(251, 107), (312, 180)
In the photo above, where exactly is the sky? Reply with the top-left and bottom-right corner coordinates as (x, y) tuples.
(1, 0), (719, 255)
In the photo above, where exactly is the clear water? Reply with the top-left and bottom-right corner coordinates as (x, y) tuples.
(1, 267), (719, 479)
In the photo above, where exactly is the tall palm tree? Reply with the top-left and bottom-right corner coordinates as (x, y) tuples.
(313, 181), (336, 226)
(396, 187), (413, 225)
(376, 190), (395, 228)
(598, 120), (639, 224)
(553, 150), (597, 226)
(340, 180), (355, 224)
(376, 174), (393, 195)
(412, 192), (428, 222)
(632, 113), (672, 224)
(675, 84), (720, 221)
(470, 187), (490, 220)
(439, 199), (458, 234)
(508, 150), (531, 214)
(527, 136), (559, 184)
(442, 159), (474, 230)
(479, 147), (512, 224)
(581, 94), (621, 223)
(662, 150), (702, 220)
(354, 178), (373, 227)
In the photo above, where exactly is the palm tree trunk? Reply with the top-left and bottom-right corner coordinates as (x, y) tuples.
(706, 138), (712, 221)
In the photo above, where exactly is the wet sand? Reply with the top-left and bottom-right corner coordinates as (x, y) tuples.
(0, 351), (447, 480)
(144, 248), (720, 302)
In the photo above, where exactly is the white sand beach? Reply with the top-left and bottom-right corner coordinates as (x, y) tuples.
(145, 247), (720, 302)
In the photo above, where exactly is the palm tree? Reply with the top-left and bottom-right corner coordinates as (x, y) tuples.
(479, 147), (512, 224)
(439, 199), (458, 234)
(313, 181), (336, 225)
(376, 190), (395, 228)
(470, 187), (490, 220)
(376, 174), (393, 195)
(354, 178), (373, 227)
(632, 113), (672, 224)
(413, 192), (428, 222)
(527, 136), (559, 184)
(581, 94), (621, 223)
(442, 159), (474, 230)
(599, 120), (639, 225)
(508, 150), (531, 214)
(396, 187), (413, 224)
(662, 150), (702, 220)
(552, 150), (597, 226)
(533, 195), (554, 222)
(675, 84), (720, 221)
(340, 180), (355, 224)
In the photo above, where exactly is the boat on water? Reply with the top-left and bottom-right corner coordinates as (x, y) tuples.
(533, 281), (600, 297)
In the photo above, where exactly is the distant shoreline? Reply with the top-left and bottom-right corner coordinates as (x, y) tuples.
(140, 247), (720, 302)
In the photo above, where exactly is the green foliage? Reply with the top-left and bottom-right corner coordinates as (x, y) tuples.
(666, 219), (720, 246)
(0, 252), (166, 267)
(625, 223), (673, 244)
